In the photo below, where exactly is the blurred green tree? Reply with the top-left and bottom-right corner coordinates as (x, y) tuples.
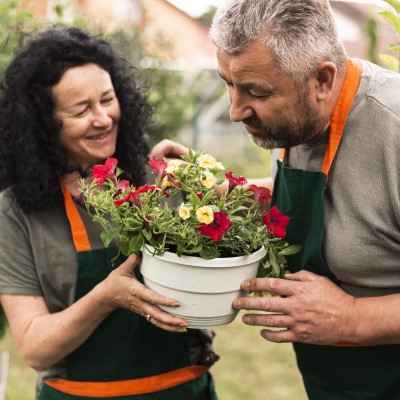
(378, 0), (400, 72)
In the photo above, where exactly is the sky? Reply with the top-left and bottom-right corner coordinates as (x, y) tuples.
(167, 0), (389, 17)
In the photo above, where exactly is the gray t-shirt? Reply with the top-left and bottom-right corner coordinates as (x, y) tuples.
(0, 189), (104, 309)
(273, 59), (400, 297)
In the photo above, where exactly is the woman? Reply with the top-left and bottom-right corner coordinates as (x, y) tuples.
(0, 27), (218, 399)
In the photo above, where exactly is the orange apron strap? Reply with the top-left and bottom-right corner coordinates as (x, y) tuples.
(44, 365), (209, 397)
(321, 59), (360, 176)
(60, 182), (91, 252)
(279, 59), (361, 178)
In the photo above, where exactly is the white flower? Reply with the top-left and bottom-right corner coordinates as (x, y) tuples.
(196, 206), (214, 225)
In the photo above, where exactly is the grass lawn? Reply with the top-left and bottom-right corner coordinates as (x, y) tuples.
(0, 311), (306, 400)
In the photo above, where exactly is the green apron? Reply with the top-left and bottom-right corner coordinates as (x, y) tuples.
(39, 185), (217, 400)
(272, 60), (400, 399)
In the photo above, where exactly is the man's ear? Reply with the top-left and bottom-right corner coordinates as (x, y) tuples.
(314, 62), (337, 101)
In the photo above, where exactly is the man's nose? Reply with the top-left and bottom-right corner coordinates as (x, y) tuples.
(229, 90), (254, 122)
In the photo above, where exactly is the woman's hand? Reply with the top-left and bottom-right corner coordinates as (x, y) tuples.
(150, 139), (189, 162)
(99, 253), (188, 332)
(1, 254), (187, 371)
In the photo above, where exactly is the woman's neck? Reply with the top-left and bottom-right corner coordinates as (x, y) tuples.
(61, 172), (89, 197)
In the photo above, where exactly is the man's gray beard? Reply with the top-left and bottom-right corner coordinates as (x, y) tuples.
(249, 133), (283, 149)
(246, 96), (327, 149)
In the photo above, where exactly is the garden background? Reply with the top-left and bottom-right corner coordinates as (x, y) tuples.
(0, 0), (398, 398)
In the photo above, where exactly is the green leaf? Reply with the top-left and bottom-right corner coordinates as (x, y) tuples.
(382, 0), (400, 14)
(142, 229), (152, 241)
(128, 235), (143, 255)
(182, 244), (203, 254)
(379, 11), (400, 33)
(119, 239), (130, 256)
(100, 231), (114, 248)
(278, 244), (302, 256)
(199, 247), (221, 259)
(388, 43), (400, 52)
(379, 54), (399, 72)
(268, 248), (280, 276)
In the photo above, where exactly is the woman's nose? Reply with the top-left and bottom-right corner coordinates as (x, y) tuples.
(92, 106), (112, 128)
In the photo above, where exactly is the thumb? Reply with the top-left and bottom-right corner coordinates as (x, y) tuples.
(115, 253), (141, 274)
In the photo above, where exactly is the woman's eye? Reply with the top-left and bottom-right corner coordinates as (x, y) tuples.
(102, 97), (114, 104)
(75, 108), (87, 117)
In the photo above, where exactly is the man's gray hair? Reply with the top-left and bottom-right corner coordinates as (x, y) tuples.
(210, 0), (347, 83)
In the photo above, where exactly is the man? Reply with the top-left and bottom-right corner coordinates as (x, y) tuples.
(207, 0), (400, 398)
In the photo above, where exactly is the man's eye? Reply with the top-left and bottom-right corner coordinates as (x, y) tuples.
(249, 92), (267, 99)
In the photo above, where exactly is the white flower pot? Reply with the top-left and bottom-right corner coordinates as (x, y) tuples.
(140, 246), (267, 329)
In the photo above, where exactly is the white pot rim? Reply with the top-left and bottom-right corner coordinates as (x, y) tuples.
(142, 244), (267, 268)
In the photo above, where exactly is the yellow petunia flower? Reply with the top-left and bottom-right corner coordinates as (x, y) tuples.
(196, 206), (214, 225)
(198, 154), (219, 169)
(161, 176), (173, 187)
(179, 203), (191, 220)
(201, 171), (216, 189)
(166, 159), (183, 174)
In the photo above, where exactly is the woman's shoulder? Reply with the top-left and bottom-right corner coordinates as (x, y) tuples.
(0, 189), (21, 215)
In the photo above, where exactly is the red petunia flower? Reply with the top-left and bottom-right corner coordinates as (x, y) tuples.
(92, 158), (118, 183)
(263, 206), (290, 238)
(167, 174), (181, 188)
(149, 157), (168, 181)
(117, 180), (130, 192)
(198, 211), (232, 242)
(247, 184), (272, 204)
(114, 185), (157, 207)
(136, 184), (157, 194)
(225, 171), (247, 194)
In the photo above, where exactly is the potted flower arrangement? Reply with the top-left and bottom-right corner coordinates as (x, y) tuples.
(80, 150), (300, 328)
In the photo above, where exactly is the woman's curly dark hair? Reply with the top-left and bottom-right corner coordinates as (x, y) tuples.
(0, 26), (152, 213)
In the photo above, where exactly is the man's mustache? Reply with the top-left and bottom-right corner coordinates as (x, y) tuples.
(242, 115), (265, 129)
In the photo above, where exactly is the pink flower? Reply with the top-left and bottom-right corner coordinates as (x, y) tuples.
(198, 211), (232, 242)
(149, 157), (168, 181)
(225, 171), (247, 194)
(92, 158), (118, 183)
(263, 206), (290, 238)
(247, 185), (272, 204)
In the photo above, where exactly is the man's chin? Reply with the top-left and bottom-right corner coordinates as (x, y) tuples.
(248, 133), (277, 149)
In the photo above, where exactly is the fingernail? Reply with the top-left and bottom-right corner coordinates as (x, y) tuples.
(232, 299), (239, 309)
(178, 328), (187, 332)
(171, 302), (180, 307)
(242, 281), (250, 290)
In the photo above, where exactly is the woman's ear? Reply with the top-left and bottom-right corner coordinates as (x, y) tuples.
(314, 62), (337, 101)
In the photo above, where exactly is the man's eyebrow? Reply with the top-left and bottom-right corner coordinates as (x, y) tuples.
(218, 74), (269, 91)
